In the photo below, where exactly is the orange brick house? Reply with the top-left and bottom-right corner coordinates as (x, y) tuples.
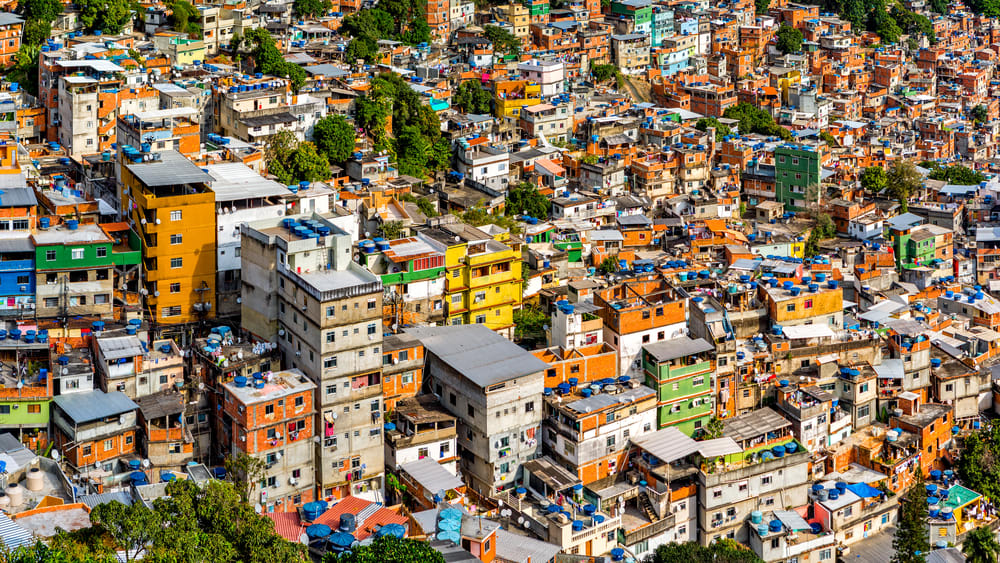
(51, 390), (139, 474)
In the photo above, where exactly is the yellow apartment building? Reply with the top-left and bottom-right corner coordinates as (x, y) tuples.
(494, 79), (541, 119)
(421, 222), (522, 339)
(119, 148), (216, 339)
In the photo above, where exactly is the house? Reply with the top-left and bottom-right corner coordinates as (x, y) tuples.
(51, 390), (139, 474)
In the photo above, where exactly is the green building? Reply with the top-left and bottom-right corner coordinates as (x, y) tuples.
(887, 213), (931, 268)
(524, 0), (549, 19)
(775, 144), (823, 211)
(611, 0), (652, 35)
(642, 336), (715, 436)
(32, 221), (116, 319)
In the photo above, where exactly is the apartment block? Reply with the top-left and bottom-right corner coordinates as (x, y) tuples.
(642, 337), (715, 435)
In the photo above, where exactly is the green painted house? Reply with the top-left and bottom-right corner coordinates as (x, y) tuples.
(643, 336), (715, 436)
(775, 144), (823, 211)
(32, 221), (115, 319)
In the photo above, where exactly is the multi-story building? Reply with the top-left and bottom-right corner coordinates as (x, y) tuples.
(32, 221), (114, 320)
(384, 395), (458, 474)
(594, 280), (688, 378)
(421, 222), (522, 338)
(215, 78), (297, 142)
(219, 369), (317, 512)
(519, 103), (573, 144)
(94, 335), (184, 398)
(427, 0), (450, 41)
(256, 216), (385, 501)
(517, 60), (565, 97)
(611, 34), (651, 75)
(361, 236), (447, 328)
(454, 143), (511, 191)
(774, 383), (833, 452)
(51, 390), (140, 474)
(543, 382), (657, 484)
(774, 144), (824, 211)
(115, 109), (201, 159)
(119, 149), (217, 339)
(382, 332), (425, 411)
(408, 324), (548, 494)
(643, 337), (715, 435)
(610, 0), (652, 35)
(760, 278), (844, 330)
(135, 389), (193, 471)
(0, 13), (23, 68)
(0, 173), (36, 319)
(494, 80), (541, 119)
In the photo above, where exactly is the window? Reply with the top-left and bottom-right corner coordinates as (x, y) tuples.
(170, 257), (183, 269)
(787, 304), (795, 312)
(96, 247), (107, 258)
(367, 323), (377, 335)
(71, 248), (84, 260)
(26, 404), (40, 414)
(468, 405), (475, 417)
(418, 447), (429, 458)
(858, 404), (870, 419)
(104, 439), (114, 451)
(713, 490), (722, 498)
(170, 283), (181, 294)
(804, 299), (813, 309)
(367, 299), (377, 310)
(762, 476), (772, 486)
(162, 306), (181, 317)
(82, 445), (91, 456)
(170, 210), (182, 221)
(95, 294), (109, 305)
(170, 234), (183, 245)
(525, 401), (534, 412)
(693, 376), (705, 386)
(326, 306), (336, 317)
(45, 250), (56, 261)
(475, 315), (486, 324)
(324, 357), (337, 369)
(328, 332), (337, 344)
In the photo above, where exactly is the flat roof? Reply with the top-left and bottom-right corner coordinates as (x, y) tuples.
(399, 457), (463, 493)
(643, 336), (713, 363)
(221, 369), (315, 405)
(204, 163), (291, 202)
(405, 324), (549, 388)
(53, 390), (138, 424)
(56, 59), (125, 72)
(125, 150), (212, 188)
(723, 406), (792, 443)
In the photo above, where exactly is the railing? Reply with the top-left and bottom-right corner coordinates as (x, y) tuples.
(623, 512), (675, 545)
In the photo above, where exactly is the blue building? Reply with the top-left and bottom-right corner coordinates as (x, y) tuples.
(0, 181), (37, 319)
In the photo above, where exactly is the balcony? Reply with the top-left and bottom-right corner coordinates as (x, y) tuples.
(0, 259), (32, 272)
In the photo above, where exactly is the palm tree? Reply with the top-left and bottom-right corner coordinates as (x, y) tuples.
(964, 525), (1000, 563)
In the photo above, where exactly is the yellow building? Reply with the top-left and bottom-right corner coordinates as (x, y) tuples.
(119, 149), (216, 337)
(422, 222), (522, 339)
(494, 80), (541, 119)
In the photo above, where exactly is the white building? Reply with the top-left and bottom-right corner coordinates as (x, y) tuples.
(517, 60), (565, 98)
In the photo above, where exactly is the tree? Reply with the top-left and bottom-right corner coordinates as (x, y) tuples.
(971, 104), (990, 124)
(17, 0), (63, 22)
(22, 19), (51, 46)
(453, 80), (492, 114)
(223, 452), (267, 504)
(312, 115), (356, 164)
(963, 526), (1000, 563)
(755, 0), (770, 14)
(860, 166), (887, 193)
(958, 425), (1000, 502)
(927, 164), (986, 185)
(891, 479), (930, 563)
(324, 535), (445, 563)
(929, 0), (949, 13)
(381, 220), (403, 240)
(723, 102), (792, 140)
(591, 63), (619, 84)
(598, 256), (617, 275)
(77, 0), (133, 34)
(345, 35), (379, 63)
(168, 0), (201, 36)
(293, 0), (332, 18)
(775, 23), (803, 53)
(886, 160), (922, 212)
(288, 142), (331, 183)
(244, 29), (307, 92)
(506, 182), (550, 219)
(645, 539), (764, 563)
(89, 500), (163, 562)
(7, 44), (41, 96)
(695, 117), (733, 141)
(868, 0), (902, 44)
(483, 25), (520, 56)
(819, 130), (838, 147)
(513, 305), (548, 341)
(700, 416), (725, 440)
(966, 0), (1000, 16)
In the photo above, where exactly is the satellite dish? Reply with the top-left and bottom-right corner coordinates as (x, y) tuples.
(198, 382), (205, 390)
(50, 450), (60, 461)
(254, 503), (262, 513)
(300, 533), (309, 544)
(142, 459), (150, 468)
(518, 516), (524, 524)
(95, 462), (101, 470)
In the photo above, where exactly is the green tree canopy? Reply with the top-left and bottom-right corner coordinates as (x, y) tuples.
(755, 0), (770, 14)
(167, 0), (201, 36)
(453, 80), (492, 114)
(860, 166), (887, 193)
(775, 23), (803, 53)
(971, 104), (989, 123)
(591, 63), (619, 84)
(963, 525), (1000, 563)
(723, 102), (792, 140)
(312, 115), (357, 164)
(324, 535), (445, 563)
(340, 0), (429, 48)
(886, 160), (923, 212)
(245, 29), (307, 92)
(695, 117), (733, 141)
(22, 19), (51, 46)
(926, 164), (987, 185)
(966, 0), (1000, 16)
(483, 25), (520, 56)
(506, 182), (550, 219)
(17, 0), (63, 22)
(891, 478), (930, 563)
(929, 0), (949, 13)
(77, 0), (133, 34)
(293, 0), (332, 18)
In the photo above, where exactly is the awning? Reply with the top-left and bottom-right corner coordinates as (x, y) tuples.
(781, 324), (836, 339)
(774, 510), (812, 532)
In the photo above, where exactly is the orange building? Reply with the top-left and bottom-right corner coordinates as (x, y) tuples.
(533, 343), (619, 389)
(0, 14), (23, 68)
(890, 392), (954, 478)
(51, 389), (139, 474)
(383, 333), (425, 411)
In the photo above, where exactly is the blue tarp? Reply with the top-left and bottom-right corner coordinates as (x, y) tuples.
(847, 483), (882, 498)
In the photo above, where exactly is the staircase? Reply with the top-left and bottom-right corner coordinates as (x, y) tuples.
(638, 492), (657, 522)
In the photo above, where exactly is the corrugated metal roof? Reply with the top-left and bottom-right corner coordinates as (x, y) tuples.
(400, 457), (463, 494)
(0, 237), (32, 253)
(723, 407), (791, 443)
(633, 427), (700, 463)
(0, 512), (33, 550)
(53, 390), (138, 423)
(874, 359), (904, 380)
(96, 335), (144, 361)
(643, 336), (713, 363)
(125, 150), (212, 188)
(695, 437), (742, 458)
(205, 163), (291, 202)
(774, 510), (812, 531)
(79, 491), (134, 509)
(405, 325), (549, 388)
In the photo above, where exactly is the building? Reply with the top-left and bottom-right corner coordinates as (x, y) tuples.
(119, 149), (217, 338)
(361, 236), (447, 329)
(134, 389), (193, 470)
(51, 390), (140, 474)
(760, 279), (844, 330)
(382, 332), (425, 411)
(774, 144), (824, 211)
(408, 324), (549, 494)
(219, 369), (316, 512)
(611, 34), (651, 75)
(642, 337), (715, 435)
(0, 13), (23, 68)
(517, 60), (565, 97)
(421, 222), (523, 338)
(384, 395), (458, 475)
(594, 280), (688, 378)
(94, 335), (184, 398)
(32, 221), (115, 320)
(0, 176), (37, 319)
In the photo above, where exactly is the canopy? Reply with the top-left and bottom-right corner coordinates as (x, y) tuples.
(846, 483), (882, 499)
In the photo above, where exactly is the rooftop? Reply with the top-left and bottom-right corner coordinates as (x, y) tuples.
(221, 369), (315, 405)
